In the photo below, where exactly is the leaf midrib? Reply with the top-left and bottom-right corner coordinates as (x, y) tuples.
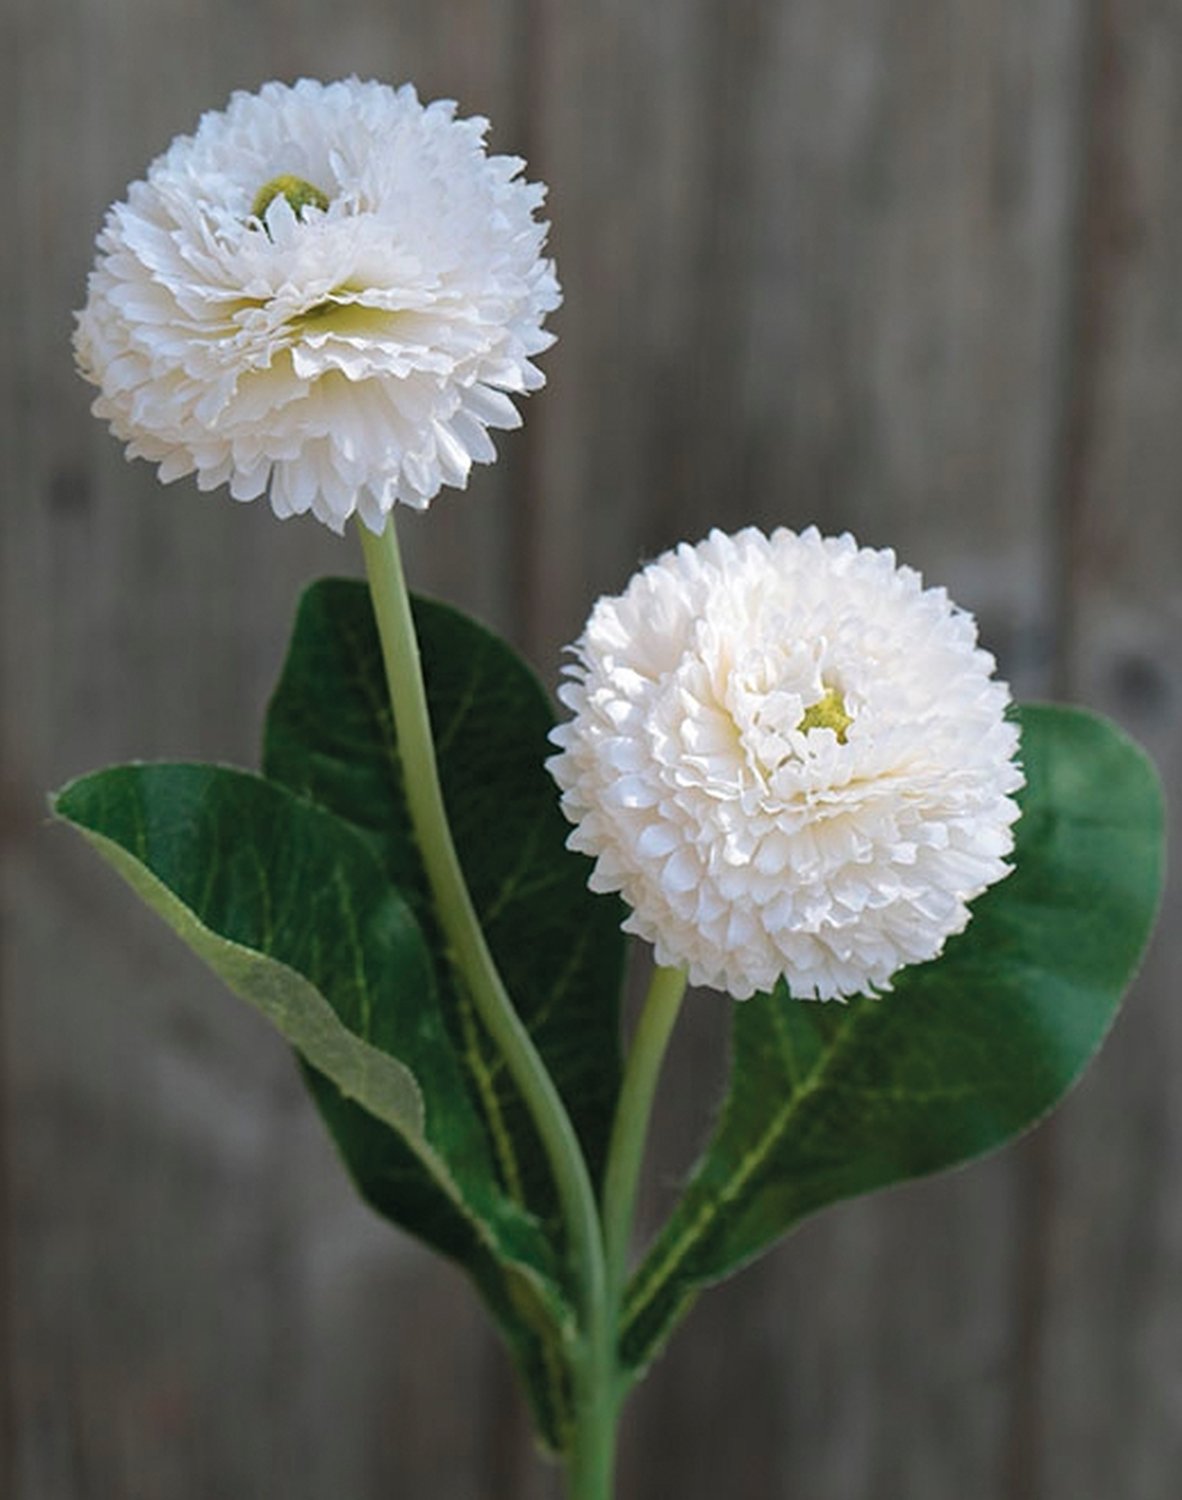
(622, 1000), (865, 1339)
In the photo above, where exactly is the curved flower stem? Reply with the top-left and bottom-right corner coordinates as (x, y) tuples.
(602, 965), (688, 1320)
(565, 967), (686, 1498)
(357, 518), (610, 1410)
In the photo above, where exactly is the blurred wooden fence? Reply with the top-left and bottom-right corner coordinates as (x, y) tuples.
(4, 2), (1180, 1497)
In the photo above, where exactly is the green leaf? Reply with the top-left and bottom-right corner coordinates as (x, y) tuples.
(52, 764), (577, 1448)
(620, 704), (1165, 1376)
(52, 766), (438, 1133)
(261, 581), (627, 1450)
(263, 580), (627, 1224)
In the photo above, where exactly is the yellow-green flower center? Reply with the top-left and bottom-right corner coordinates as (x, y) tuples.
(797, 687), (853, 743)
(251, 174), (330, 223)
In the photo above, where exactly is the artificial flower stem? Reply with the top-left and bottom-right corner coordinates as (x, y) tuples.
(566, 1360), (620, 1500)
(568, 963), (688, 1490)
(357, 517), (610, 1342)
(602, 965), (688, 1312)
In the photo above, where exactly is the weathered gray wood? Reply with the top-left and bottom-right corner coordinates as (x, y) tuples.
(3, 2), (537, 1497)
(532, 4), (1097, 1498)
(1034, 4), (1182, 1497)
(4, 0), (1178, 1496)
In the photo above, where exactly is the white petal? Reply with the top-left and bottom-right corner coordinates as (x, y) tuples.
(74, 77), (560, 531)
(547, 526), (1024, 1001)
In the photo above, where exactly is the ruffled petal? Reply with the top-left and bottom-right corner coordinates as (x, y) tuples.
(547, 527), (1023, 1002)
(74, 78), (560, 531)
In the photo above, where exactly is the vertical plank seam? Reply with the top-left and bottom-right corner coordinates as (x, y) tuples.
(0, 877), (12, 1498)
(510, 0), (554, 661)
(1005, 3), (1119, 1496)
(481, 15), (558, 1492)
(1052, 0), (1123, 706)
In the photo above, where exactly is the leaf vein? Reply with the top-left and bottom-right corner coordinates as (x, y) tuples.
(624, 1002), (863, 1333)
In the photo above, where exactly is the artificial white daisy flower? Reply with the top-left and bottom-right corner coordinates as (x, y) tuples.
(548, 527), (1024, 1000)
(75, 78), (560, 532)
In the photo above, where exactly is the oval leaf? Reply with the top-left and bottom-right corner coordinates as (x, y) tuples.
(53, 766), (441, 1129)
(53, 763), (578, 1447)
(620, 704), (1165, 1375)
(264, 581), (627, 1221)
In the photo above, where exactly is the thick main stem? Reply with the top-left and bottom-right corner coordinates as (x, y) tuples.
(566, 1358), (619, 1500)
(357, 520), (611, 1427)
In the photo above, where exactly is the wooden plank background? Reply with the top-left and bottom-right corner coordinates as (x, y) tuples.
(4, 1), (1179, 1496)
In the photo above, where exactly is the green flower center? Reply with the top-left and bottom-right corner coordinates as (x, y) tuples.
(797, 688), (853, 744)
(251, 174), (331, 223)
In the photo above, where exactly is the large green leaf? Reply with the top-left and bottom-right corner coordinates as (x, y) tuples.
(52, 764), (577, 1448)
(263, 581), (627, 1232)
(620, 704), (1164, 1376)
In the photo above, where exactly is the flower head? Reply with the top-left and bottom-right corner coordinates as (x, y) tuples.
(548, 527), (1024, 1000)
(75, 79), (560, 532)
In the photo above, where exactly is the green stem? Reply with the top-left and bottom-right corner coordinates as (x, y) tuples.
(567, 964), (687, 1489)
(566, 1351), (619, 1500)
(357, 517), (609, 1369)
(601, 965), (688, 1325)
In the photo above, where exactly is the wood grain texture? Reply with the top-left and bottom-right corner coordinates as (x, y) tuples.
(3, 0), (1177, 1496)
(1035, 3), (1182, 1496)
(4, 3), (533, 1498)
(533, 5), (1093, 1497)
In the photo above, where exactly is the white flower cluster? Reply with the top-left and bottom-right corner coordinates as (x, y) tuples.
(548, 528), (1024, 1000)
(75, 79), (560, 532)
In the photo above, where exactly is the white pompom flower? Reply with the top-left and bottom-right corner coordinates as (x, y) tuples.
(548, 527), (1024, 1001)
(74, 78), (561, 533)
